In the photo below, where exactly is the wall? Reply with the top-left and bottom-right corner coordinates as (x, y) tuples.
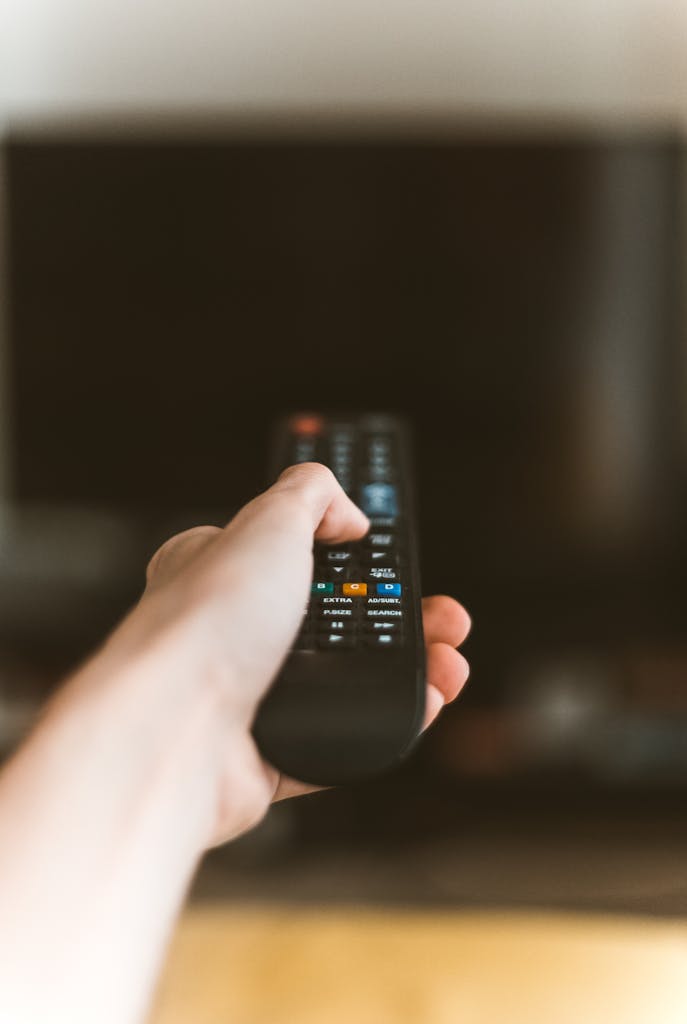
(1, 0), (686, 127)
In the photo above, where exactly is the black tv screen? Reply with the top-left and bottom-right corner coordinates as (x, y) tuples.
(4, 131), (684, 677)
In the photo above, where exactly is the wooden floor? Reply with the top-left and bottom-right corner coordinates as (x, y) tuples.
(149, 906), (687, 1024)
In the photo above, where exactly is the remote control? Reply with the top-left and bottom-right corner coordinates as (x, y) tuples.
(252, 413), (426, 786)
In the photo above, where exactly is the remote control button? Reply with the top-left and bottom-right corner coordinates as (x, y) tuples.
(361, 483), (398, 518)
(343, 582), (367, 597)
(330, 423), (355, 439)
(325, 550), (354, 563)
(365, 608), (403, 619)
(366, 596), (402, 607)
(294, 445), (318, 464)
(319, 607), (355, 618)
(318, 633), (355, 650)
(369, 551), (399, 564)
(367, 566), (399, 581)
(312, 582), (334, 595)
(291, 414), (323, 435)
(376, 583), (402, 597)
(324, 565), (355, 581)
(368, 516), (398, 529)
(364, 620), (401, 632)
(366, 533), (395, 549)
(365, 633), (398, 648)
(367, 464), (394, 482)
(321, 596), (356, 608)
(316, 618), (354, 633)
(319, 552), (362, 569)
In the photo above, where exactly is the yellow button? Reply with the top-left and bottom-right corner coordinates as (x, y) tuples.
(343, 582), (367, 597)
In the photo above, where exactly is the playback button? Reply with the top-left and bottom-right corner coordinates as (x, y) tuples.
(318, 633), (355, 650)
(365, 633), (399, 648)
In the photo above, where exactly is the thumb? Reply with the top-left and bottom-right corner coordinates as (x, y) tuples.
(265, 462), (370, 543)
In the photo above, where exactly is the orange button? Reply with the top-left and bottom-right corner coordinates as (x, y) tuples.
(343, 582), (367, 597)
(290, 414), (323, 436)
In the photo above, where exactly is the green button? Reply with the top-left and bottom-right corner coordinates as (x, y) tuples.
(312, 581), (334, 595)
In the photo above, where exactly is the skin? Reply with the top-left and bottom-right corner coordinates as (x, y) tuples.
(0, 463), (470, 1024)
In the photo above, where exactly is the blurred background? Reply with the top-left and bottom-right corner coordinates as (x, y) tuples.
(2, 2), (687, 1021)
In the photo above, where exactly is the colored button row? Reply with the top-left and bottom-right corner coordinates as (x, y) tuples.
(312, 582), (402, 597)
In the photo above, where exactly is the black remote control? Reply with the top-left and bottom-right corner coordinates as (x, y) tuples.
(252, 413), (426, 786)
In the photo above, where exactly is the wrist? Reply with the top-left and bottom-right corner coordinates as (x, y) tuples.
(61, 602), (270, 847)
(41, 649), (216, 854)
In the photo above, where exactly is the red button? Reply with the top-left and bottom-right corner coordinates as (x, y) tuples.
(291, 414), (323, 436)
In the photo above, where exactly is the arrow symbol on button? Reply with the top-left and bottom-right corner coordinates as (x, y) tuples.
(332, 566), (345, 573)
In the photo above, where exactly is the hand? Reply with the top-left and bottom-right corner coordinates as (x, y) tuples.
(134, 463), (470, 845)
(0, 463), (470, 1024)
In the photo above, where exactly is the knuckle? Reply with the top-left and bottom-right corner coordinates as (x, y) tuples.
(177, 525), (222, 543)
(279, 461), (336, 488)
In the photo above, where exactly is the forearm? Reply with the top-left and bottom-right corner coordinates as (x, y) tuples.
(0, 624), (221, 1024)
(0, 490), (313, 1024)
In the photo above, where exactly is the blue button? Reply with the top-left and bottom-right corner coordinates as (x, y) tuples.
(377, 583), (401, 597)
(361, 483), (398, 518)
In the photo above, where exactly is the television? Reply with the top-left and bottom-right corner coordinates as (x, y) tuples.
(3, 127), (686, 794)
